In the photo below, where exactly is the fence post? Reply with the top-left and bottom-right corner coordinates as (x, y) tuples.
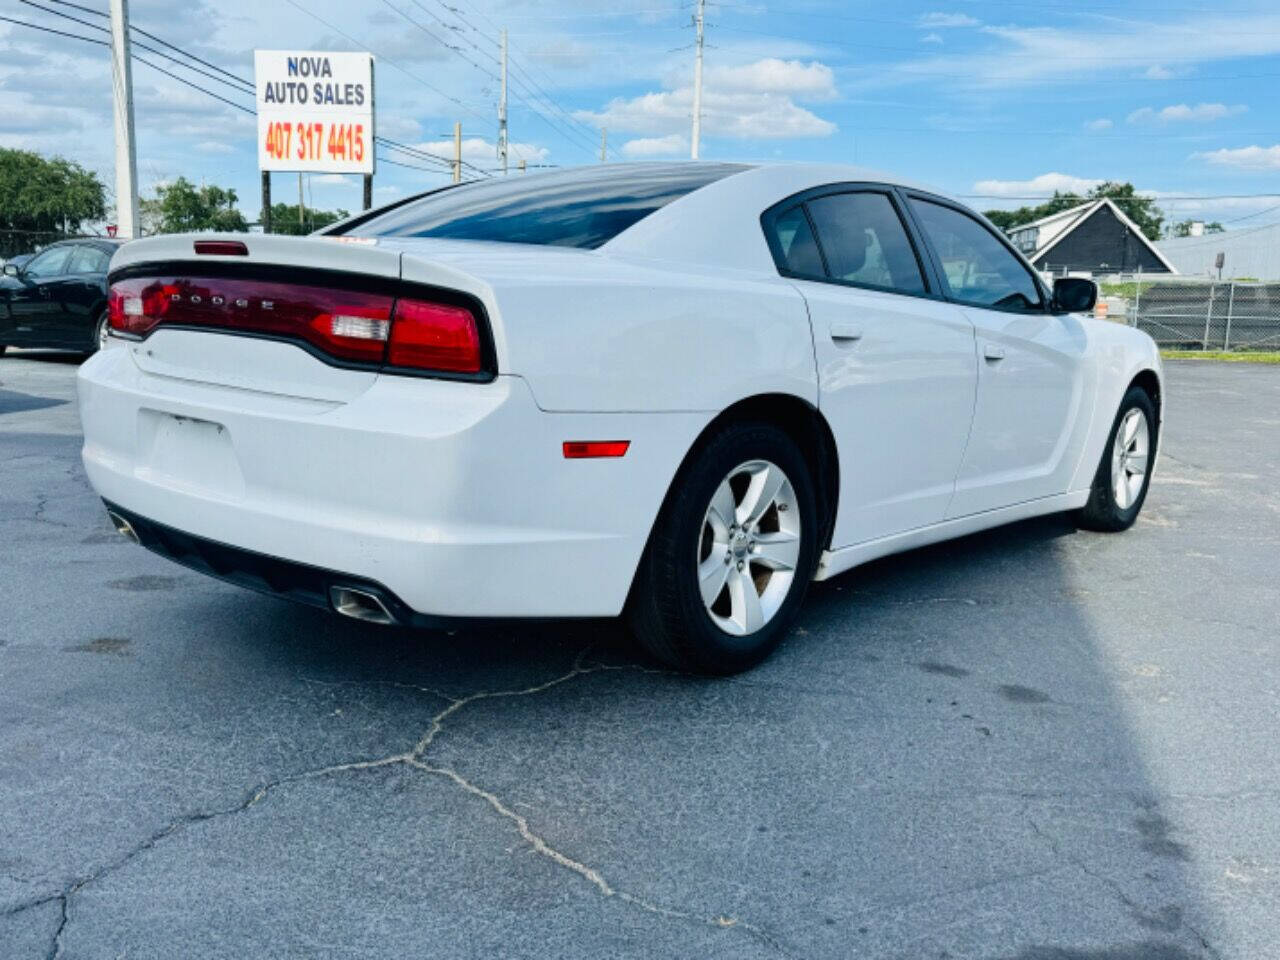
(1133, 266), (1142, 327)
(1202, 283), (1216, 350)
(1223, 282), (1235, 351)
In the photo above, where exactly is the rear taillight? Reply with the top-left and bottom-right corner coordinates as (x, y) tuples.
(107, 277), (486, 376)
(387, 298), (482, 374)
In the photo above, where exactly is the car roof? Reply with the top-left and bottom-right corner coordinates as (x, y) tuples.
(602, 162), (959, 274)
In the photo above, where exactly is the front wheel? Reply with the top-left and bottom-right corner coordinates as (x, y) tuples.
(627, 421), (819, 674)
(1076, 386), (1157, 532)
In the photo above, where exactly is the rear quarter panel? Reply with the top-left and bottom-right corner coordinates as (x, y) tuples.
(401, 249), (818, 413)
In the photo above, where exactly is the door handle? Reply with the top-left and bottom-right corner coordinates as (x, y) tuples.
(983, 343), (1006, 362)
(830, 321), (863, 342)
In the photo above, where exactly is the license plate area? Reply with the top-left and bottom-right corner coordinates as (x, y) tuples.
(136, 409), (245, 499)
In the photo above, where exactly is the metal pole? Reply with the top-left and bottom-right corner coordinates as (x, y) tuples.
(691, 0), (705, 160)
(498, 29), (509, 176)
(600, 127), (607, 163)
(298, 173), (305, 231)
(362, 173), (372, 212)
(261, 171), (271, 233)
(452, 121), (461, 184)
(1133, 264), (1142, 327)
(1223, 281), (1235, 351)
(1202, 283), (1216, 350)
(109, 0), (140, 238)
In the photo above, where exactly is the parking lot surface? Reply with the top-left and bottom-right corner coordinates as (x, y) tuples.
(1, 353), (1277, 959)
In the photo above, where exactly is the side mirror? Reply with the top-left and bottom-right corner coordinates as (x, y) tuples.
(2, 263), (19, 278)
(1051, 276), (1097, 314)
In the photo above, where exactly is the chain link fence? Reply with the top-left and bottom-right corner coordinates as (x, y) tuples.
(1, 229), (64, 262)
(1099, 273), (1280, 351)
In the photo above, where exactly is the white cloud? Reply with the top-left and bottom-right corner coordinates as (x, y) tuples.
(1128, 103), (1247, 124)
(917, 12), (981, 28)
(576, 57), (837, 141)
(878, 13), (1280, 89)
(1193, 145), (1280, 170)
(312, 174), (354, 185)
(413, 137), (550, 165)
(972, 173), (1104, 198)
(1143, 65), (1177, 80)
(921, 33), (944, 45)
(621, 134), (688, 157)
(1084, 118), (1113, 132)
(701, 59), (836, 99)
(194, 140), (236, 155)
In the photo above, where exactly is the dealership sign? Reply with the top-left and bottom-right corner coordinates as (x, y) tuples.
(254, 50), (374, 174)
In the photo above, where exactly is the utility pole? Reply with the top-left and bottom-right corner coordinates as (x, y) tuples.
(498, 29), (509, 175)
(297, 173), (305, 231)
(261, 171), (271, 233)
(691, 0), (705, 160)
(109, 0), (140, 238)
(453, 121), (462, 184)
(600, 127), (607, 162)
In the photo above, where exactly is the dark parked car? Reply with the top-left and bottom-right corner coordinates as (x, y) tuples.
(0, 238), (122, 356)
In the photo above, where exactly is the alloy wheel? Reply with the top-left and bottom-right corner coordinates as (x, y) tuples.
(697, 459), (801, 636)
(1111, 408), (1150, 510)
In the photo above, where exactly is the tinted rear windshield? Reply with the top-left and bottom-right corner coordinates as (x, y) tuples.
(341, 163), (748, 250)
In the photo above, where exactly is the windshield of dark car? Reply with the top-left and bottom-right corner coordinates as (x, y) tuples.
(340, 163), (749, 250)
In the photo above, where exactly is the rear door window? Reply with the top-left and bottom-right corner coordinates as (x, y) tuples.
(67, 246), (110, 274)
(805, 192), (927, 295)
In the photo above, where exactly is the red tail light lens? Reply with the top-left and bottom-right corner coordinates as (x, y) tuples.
(107, 277), (486, 375)
(108, 277), (393, 363)
(387, 298), (483, 374)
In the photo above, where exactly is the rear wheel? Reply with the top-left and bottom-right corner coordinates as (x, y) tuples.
(1076, 386), (1156, 532)
(628, 421), (819, 674)
(90, 312), (109, 354)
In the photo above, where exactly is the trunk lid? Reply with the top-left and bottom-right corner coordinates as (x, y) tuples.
(109, 233), (404, 403)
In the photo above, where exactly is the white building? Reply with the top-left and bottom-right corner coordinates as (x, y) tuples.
(1157, 221), (1280, 281)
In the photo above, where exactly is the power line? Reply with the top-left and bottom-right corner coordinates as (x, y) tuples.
(44, 0), (255, 88)
(2, 12), (258, 115)
(424, 0), (616, 158)
(280, 0), (492, 126)
(19, 0), (256, 96)
(375, 0), (602, 161)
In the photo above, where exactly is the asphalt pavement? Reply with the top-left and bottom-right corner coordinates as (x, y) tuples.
(1, 351), (1277, 959)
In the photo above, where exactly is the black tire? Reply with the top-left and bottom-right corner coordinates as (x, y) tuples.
(88, 312), (108, 355)
(627, 421), (820, 675)
(1076, 385), (1157, 532)
(0, 344), (7, 357)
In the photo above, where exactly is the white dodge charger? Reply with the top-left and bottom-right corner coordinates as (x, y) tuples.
(80, 163), (1161, 674)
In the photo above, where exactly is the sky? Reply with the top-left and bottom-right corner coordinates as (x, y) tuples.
(3, 0), (1280, 231)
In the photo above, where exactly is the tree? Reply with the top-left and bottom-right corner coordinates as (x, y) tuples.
(141, 177), (248, 234)
(264, 203), (350, 235)
(1169, 220), (1224, 238)
(0, 148), (106, 257)
(985, 181), (1164, 241)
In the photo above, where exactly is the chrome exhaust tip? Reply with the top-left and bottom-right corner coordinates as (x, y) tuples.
(329, 586), (397, 626)
(106, 509), (141, 544)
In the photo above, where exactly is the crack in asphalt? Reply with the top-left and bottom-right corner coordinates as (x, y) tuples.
(7, 649), (788, 958)
(1026, 814), (1219, 959)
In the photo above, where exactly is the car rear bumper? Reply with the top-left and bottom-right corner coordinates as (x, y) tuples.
(79, 342), (708, 618)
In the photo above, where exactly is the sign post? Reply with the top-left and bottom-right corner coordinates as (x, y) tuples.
(254, 50), (375, 229)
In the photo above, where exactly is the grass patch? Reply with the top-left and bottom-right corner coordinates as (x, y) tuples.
(1161, 350), (1280, 364)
